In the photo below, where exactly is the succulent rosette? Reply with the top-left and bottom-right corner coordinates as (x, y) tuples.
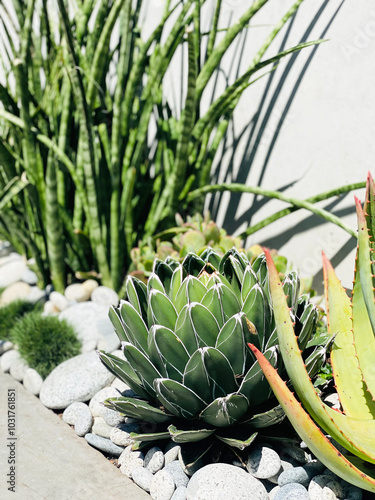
(99, 248), (325, 465)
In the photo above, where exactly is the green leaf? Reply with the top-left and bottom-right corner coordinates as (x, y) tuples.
(238, 346), (278, 405)
(201, 283), (240, 328)
(168, 424), (215, 443)
(108, 306), (128, 343)
(244, 404), (285, 428)
(147, 274), (166, 294)
(104, 397), (173, 424)
(123, 343), (162, 398)
(147, 289), (178, 330)
(97, 351), (151, 400)
(130, 431), (171, 442)
(249, 344), (375, 492)
(120, 301), (149, 354)
(175, 302), (220, 353)
(170, 265), (185, 302)
(154, 378), (206, 419)
(148, 325), (190, 381)
(125, 277), (148, 322)
(242, 283), (271, 351)
(215, 312), (253, 375)
(216, 431), (258, 450)
(183, 347), (238, 404)
(200, 393), (249, 427)
(174, 275), (207, 314)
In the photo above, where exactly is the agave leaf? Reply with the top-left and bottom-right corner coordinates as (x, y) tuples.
(201, 282), (240, 327)
(120, 301), (149, 354)
(174, 275), (207, 314)
(244, 403), (285, 428)
(123, 343), (162, 398)
(182, 253), (205, 276)
(125, 277), (148, 321)
(147, 273), (166, 294)
(168, 424), (215, 443)
(175, 302), (220, 352)
(130, 431), (171, 442)
(147, 289), (178, 330)
(170, 264), (185, 302)
(238, 346), (277, 405)
(215, 312), (253, 375)
(148, 325), (190, 381)
(297, 301), (318, 350)
(200, 393), (248, 427)
(216, 431), (258, 450)
(154, 378), (206, 419)
(179, 438), (215, 475)
(249, 344), (375, 492)
(97, 351), (151, 400)
(183, 347), (238, 404)
(241, 266), (259, 304)
(153, 259), (174, 293)
(199, 248), (221, 268)
(108, 306), (128, 342)
(219, 250), (246, 299)
(354, 198), (375, 400)
(242, 283), (271, 351)
(105, 396), (173, 424)
(265, 249), (375, 462)
(282, 271), (299, 310)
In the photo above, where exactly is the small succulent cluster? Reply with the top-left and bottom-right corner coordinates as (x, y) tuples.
(252, 173), (375, 492)
(128, 212), (288, 283)
(99, 248), (327, 467)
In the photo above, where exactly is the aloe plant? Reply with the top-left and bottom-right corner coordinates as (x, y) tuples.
(0, 0), (361, 293)
(98, 248), (328, 468)
(250, 174), (375, 491)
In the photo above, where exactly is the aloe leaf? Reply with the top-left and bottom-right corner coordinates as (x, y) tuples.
(201, 283), (240, 328)
(364, 172), (375, 242)
(249, 344), (375, 492)
(154, 378), (206, 419)
(354, 198), (375, 400)
(120, 302), (149, 354)
(265, 249), (375, 462)
(323, 251), (375, 417)
(97, 351), (151, 400)
(123, 343), (162, 398)
(147, 289), (178, 330)
(168, 425), (215, 443)
(200, 393), (248, 428)
(148, 325), (190, 381)
(183, 347), (238, 404)
(104, 396), (173, 424)
(216, 431), (258, 451)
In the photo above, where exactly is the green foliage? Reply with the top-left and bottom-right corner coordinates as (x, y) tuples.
(0, 299), (41, 340)
(10, 311), (81, 379)
(250, 174), (375, 492)
(0, 0), (336, 293)
(99, 248), (327, 467)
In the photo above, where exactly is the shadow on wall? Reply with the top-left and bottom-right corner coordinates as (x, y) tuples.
(206, 0), (350, 292)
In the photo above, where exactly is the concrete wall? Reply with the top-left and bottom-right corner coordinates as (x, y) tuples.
(198, 0), (375, 291)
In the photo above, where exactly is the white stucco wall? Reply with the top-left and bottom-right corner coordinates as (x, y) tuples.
(198, 0), (375, 291)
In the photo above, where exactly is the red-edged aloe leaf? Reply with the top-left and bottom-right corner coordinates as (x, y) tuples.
(354, 197), (375, 400)
(323, 251), (375, 418)
(248, 344), (375, 492)
(364, 172), (375, 243)
(264, 249), (375, 462)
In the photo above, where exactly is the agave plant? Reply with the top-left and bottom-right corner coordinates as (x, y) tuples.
(250, 174), (375, 492)
(99, 248), (326, 466)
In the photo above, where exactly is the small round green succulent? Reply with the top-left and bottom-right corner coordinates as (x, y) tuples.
(10, 312), (81, 378)
(99, 249), (328, 467)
